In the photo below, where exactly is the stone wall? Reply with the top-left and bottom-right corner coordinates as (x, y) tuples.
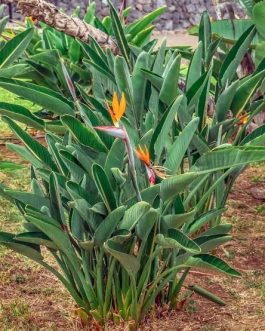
(11, 0), (245, 30)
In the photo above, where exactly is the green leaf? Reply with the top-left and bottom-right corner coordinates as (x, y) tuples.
(186, 254), (241, 277)
(114, 56), (136, 124)
(132, 51), (151, 124)
(0, 28), (34, 68)
(230, 70), (265, 116)
(215, 80), (239, 122)
(164, 117), (199, 174)
(0, 78), (74, 115)
(188, 209), (226, 234)
(160, 172), (200, 202)
(7, 143), (43, 169)
(49, 172), (65, 226)
(92, 164), (117, 212)
(0, 231), (43, 262)
(153, 95), (183, 161)
(219, 25), (256, 87)
(240, 124), (265, 145)
(186, 42), (203, 90)
(3, 190), (50, 209)
(2, 116), (57, 171)
(253, 0), (265, 39)
(108, 0), (130, 65)
(118, 201), (151, 231)
(156, 229), (201, 254)
(0, 161), (24, 172)
(0, 102), (44, 130)
(126, 6), (166, 39)
(199, 11), (211, 62)
(160, 54), (181, 105)
(188, 285), (225, 306)
(84, 58), (115, 83)
(162, 209), (196, 231)
(104, 139), (125, 187)
(191, 147), (265, 173)
(79, 40), (110, 74)
(141, 69), (163, 90)
(0, 16), (8, 35)
(195, 234), (232, 253)
(94, 206), (126, 246)
(0, 64), (31, 78)
(136, 208), (158, 240)
(61, 115), (107, 153)
(104, 239), (140, 274)
(15, 232), (57, 250)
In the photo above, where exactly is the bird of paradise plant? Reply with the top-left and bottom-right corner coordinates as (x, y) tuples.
(1, 6), (265, 330)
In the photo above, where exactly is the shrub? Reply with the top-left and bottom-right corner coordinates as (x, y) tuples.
(0, 5), (265, 328)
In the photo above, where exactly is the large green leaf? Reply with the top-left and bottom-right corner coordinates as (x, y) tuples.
(215, 80), (239, 122)
(162, 209), (196, 231)
(253, 0), (265, 39)
(104, 138), (125, 188)
(0, 102), (44, 130)
(152, 95), (183, 161)
(230, 70), (265, 116)
(136, 208), (158, 240)
(2, 116), (57, 171)
(92, 164), (117, 212)
(114, 56), (136, 124)
(108, 0), (130, 65)
(187, 208), (226, 234)
(186, 254), (241, 277)
(0, 78), (74, 115)
(94, 206), (126, 246)
(219, 25), (256, 87)
(195, 234), (232, 253)
(0, 28), (34, 68)
(118, 201), (151, 231)
(164, 117), (199, 174)
(0, 161), (24, 172)
(104, 239), (140, 274)
(61, 115), (107, 153)
(188, 285), (225, 306)
(199, 11), (211, 62)
(156, 229), (201, 254)
(15, 232), (57, 250)
(0, 232), (43, 262)
(186, 42), (203, 90)
(3, 190), (50, 209)
(126, 6), (166, 39)
(160, 172), (200, 202)
(160, 54), (181, 105)
(132, 51), (151, 124)
(191, 147), (265, 173)
(6, 143), (43, 169)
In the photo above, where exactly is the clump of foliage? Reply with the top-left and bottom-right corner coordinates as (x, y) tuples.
(0, 3), (265, 328)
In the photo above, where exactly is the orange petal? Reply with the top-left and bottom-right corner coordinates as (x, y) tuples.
(118, 92), (126, 120)
(112, 92), (119, 117)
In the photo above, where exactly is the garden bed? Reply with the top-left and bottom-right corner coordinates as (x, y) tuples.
(1, 144), (264, 330)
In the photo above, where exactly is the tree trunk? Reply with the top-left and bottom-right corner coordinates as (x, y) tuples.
(3, 0), (118, 53)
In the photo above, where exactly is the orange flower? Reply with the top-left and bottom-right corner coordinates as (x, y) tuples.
(237, 113), (249, 126)
(135, 145), (151, 167)
(106, 92), (126, 127)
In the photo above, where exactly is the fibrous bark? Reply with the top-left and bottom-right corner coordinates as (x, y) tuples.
(3, 0), (118, 53)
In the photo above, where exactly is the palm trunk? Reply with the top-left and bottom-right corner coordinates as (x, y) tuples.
(2, 0), (118, 53)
